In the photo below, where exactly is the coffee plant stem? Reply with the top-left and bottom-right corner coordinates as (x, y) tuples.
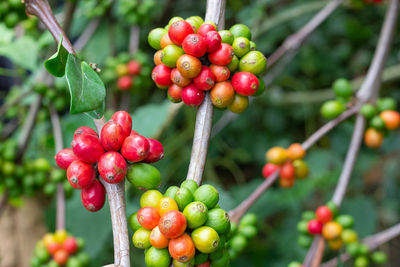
(62, 0), (77, 34)
(74, 18), (101, 51)
(185, 0), (225, 185)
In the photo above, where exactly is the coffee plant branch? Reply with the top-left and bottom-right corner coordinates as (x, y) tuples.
(185, 0), (226, 185)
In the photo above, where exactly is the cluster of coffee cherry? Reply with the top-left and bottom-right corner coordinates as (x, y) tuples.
(128, 181), (231, 267)
(360, 98), (400, 148)
(263, 143), (309, 188)
(148, 16), (267, 113)
(292, 203), (388, 267)
(55, 111), (164, 212)
(31, 230), (90, 267)
(227, 213), (258, 260)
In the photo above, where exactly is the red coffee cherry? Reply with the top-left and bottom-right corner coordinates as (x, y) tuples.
(55, 148), (79, 170)
(121, 134), (150, 162)
(100, 121), (125, 151)
(71, 134), (104, 164)
(209, 64), (230, 82)
(168, 84), (183, 103)
(117, 76), (133, 91)
(111, 111), (133, 139)
(53, 249), (69, 265)
(47, 242), (61, 254)
(81, 179), (106, 212)
(210, 81), (235, 109)
(205, 31), (222, 53)
(307, 219), (323, 235)
(197, 23), (216, 37)
(144, 138), (164, 163)
(182, 34), (207, 58)
(168, 20), (194, 45)
(196, 261), (210, 267)
(67, 160), (96, 189)
(98, 151), (127, 184)
(62, 237), (78, 254)
(130, 130), (138, 136)
(127, 60), (141, 75)
(168, 233), (196, 263)
(158, 210), (187, 238)
(152, 64), (173, 87)
(232, 72), (259, 96)
(182, 84), (205, 107)
(208, 43), (234, 66)
(193, 66), (216, 91)
(316, 206), (333, 223)
(74, 126), (98, 138)
(137, 207), (161, 230)
(280, 161), (295, 179)
(262, 163), (280, 178)
(170, 68), (192, 87)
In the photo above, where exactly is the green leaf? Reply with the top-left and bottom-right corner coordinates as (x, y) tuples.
(65, 54), (106, 115)
(85, 100), (105, 119)
(44, 36), (69, 77)
(0, 36), (39, 70)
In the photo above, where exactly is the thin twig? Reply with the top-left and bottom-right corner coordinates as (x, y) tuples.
(73, 18), (101, 51)
(62, 0), (77, 34)
(0, 89), (33, 118)
(185, 0), (226, 185)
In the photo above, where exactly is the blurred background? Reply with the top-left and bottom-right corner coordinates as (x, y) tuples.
(0, 0), (400, 266)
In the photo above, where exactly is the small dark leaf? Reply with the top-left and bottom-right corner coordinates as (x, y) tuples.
(44, 36), (69, 77)
(65, 54), (106, 115)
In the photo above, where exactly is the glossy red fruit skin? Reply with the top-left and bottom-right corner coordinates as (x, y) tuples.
(168, 20), (194, 45)
(81, 179), (106, 212)
(232, 72), (259, 96)
(193, 66), (216, 91)
(71, 134), (104, 164)
(62, 237), (78, 254)
(98, 152), (127, 184)
(196, 261), (211, 267)
(210, 64), (230, 82)
(316, 206), (333, 223)
(168, 84), (183, 102)
(152, 64), (173, 86)
(182, 34), (207, 58)
(168, 233), (195, 262)
(100, 121), (125, 151)
(117, 76), (133, 91)
(55, 148), (79, 170)
(130, 130), (138, 136)
(47, 242), (61, 254)
(74, 126), (98, 138)
(205, 31), (222, 53)
(197, 23), (216, 37)
(127, 60), (141, 75)
(170, 68), (192, 87)
(262, 163), (280, 178)
(137, 207), (161, 230)
(111, 111), (132, 139)
(158, 210), (187, 239)
(143, 138), (164, 163)
(208, 43), (234, 66)
(182, 84), (205, 107)
(280, 161), (295, 179)
(121, 135), (150, 162)
(308, 219), (323, 235)
(67, 160), (96, 189)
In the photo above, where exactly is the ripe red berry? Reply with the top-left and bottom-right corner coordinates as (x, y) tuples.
(143, 138), (164, 163)
(121, 134), (150, 162)
(262, 163), (280, 178)
(205, 31), (222, 53)
(55, 148), (79, 170)
(193, 66), (216, 91)
(71, 134), (104, 164)
(232, 72), (259, 96)
(127, 60), (141, 75)
(208, 43), (234, 66)
(74, 126), (98, 138)
(182, 34), (207, 58)
(168, 84), (183, 103)
(197, 23), (216, 37)
(67, 160), (96, 189)
(280, 161), (295, 179)
(98, 152), (127, 184)
(111, 111), (132, 139)
(53, 249), (69, 265)
(47, 242), (61, 254)
(117, 76), (133, 91)
(307, 219), (323, 235)
(100, 121), (125, 151)
(168, 233), (196, 262)
(209, 64), (230, 82)
(158, 210), (187, 238)
(130, 130), (138, 136)
(137, 207), (161, 230)
(170, 68), (192, 87)
(168, 20), (194, 45)
(81, 179), (106, 212)
(62, 237), (78, 254)
(210, 81), (235, 108)
(152, 64), (173, 87)
(196, 261), (210, 267)
(182, 84), (205, 107)
(316, 206), (333, 223)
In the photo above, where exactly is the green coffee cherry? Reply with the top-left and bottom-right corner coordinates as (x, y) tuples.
(333, 78), (352, 98)
(360, 103), (377, 119)
(320, 100), (345, 119)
